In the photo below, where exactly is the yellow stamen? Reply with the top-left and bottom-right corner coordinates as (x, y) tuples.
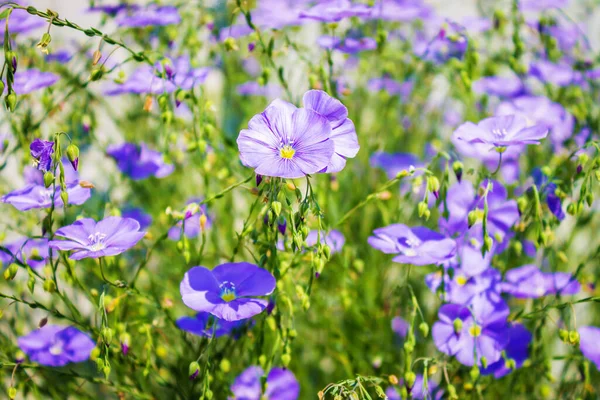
(280, 145), (295, 159)
(469, 325), (482, 337)
(221, 292), (236, 302)
(456, 275), (468, 286)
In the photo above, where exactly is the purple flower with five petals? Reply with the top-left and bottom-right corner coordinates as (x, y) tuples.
(368, 224), (456, 266)
(370, 152), (421, 179)
(180, 262), (276, 321)
(10, 69), (59, 95)
(107, 142), (174, 180)
(2, 182), (91, 211)
(500, 264), (580, 298)
(432, 292), (510, 366)
(482, 323), (532, 378)
(453, 115), (548, 150)
(49, 217), (146, 260)
(229, 366), (300, 400)
(579, 326), (600, 370)
(18, 325), (95, 367)
(305, 230), (345, 254)
(121, 207), (153, 230)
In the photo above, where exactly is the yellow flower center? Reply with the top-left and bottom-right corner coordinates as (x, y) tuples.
(456, 275), (468, 286)
(469, 324), (482, 337)
(280, 145), (295, 159)
(221, 292), (236, 302)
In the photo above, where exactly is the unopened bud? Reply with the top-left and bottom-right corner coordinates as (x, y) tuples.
(66, 144), (79, 171)
(271, 201), (282, 217)
(404, 371), (416, 388)
(452, 161), (463, 181)
(5, 92), (16, 112)
(60, 191), (68, 205)
(223, 37), (238, 51)
(419, 322), (429, 338)
(281, 353), (291, 367)
(43, 171), (54, 188)
(92, 50), (102, 66)
(470, 365), (480, 381)
(467, 210), (478, 227)
(453, 318), (463, 333)
(188, 361), (200, 380)
(43, 279), (56, 293)
(569, 330), (580, 345)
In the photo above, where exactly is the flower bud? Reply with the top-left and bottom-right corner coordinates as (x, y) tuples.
(417, 201), (428, 218)
(281, 353), (291, 367)
(188, 361), (200, 380)
(271, 201), (282, 217)
(467, 210), (478, 227)
(5, 92), (17, 112)
(483, 235), (493, 253)
(452, 161), (463, 182)
(419, 322), (429, 338)
(220, 359), (231, 373)
(43, 279), (56, 293)
(505, 358), (516, 370)
(0, 81), (4, 96)
(37, 32), (52, 54)
(92, 50), (102, 66)
(404, 371), (416, 388)
(6, 50), (17, 72)
(453, 318), (463, 333)
(568, 330), (580, 345)
(470, 365), (480, 381)
(103, 365), (111, 379)
(388, 374), (399, 385)
(480, 356), (488, 369)
(4, 264), (18, 281)
(102, 327), (113, 344)
(60, 191), (68, 206)
(8, 387), (16, 399)
(427, 176), (440, 193)
(43, 171), (54, 188)
(223, 37), (238, 51)
(38, 317), (48, 328)
(66, 144), (79, 171)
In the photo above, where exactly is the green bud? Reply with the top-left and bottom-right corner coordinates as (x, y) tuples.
(103, 365), (111, 379)
(281, 353), (291, 367)
(188, 361), (200, 378)
(569, 330), (580, 345)
(427, 176), (440, 193)
(505, 358), (516, 370)
(0, 81), (4, 97)
(452, 161), (463, 181)
(417, 201), (428, 218)
(60, 191), (68, 206)
(447, 384), (458, 400)
(43, 171), (54, 188)
(5, 92), (17, 112)
(90, 68), (104, 81)
(27, 274), (35, 293)
(453, 318), (463, 333)
(403, 341), (414, 354)
(66, 143), (79, 163)
(467, 210), (478, 227)
(102, 327), (114, 344)
(470, 365), (480, 381)
(205, 390), (213, 400)
(8, 387), (16, 399)
(404, 371), (416, 388)
(271, 201), (282, 217)
(480, 356), (488, 369)
(43, 279), (56, 293)
(483, 235), (493, 253)
(419, 322), (429, 338)
(223, 37), (238, 51)
(220, 359), (231, 373)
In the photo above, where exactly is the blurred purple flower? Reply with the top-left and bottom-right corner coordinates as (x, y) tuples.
(305, 230), (345, 254)
(370, 152), (421, 179)
(9, 69), (59, 95)
(107, 142), (174, 180)
(367, 77), (413, 99)
(391, 316), (409, 338)
(237, 81), (282, 98)
(2, 182), (91, 211)
(230, 366), (300, 400)
(18, 325), (95, 367)
(386, 374), (442, 400)
(432, 292), (510, 366)
(177, 312), (251, 338)
(473, 75), (526, 98)
(0, 6), (44, 36)
(520, 0), (569, 11)
(168, 202), (212, 241)
(1, 238), (49, 269)
(115, 5), (180, 27)
(121, 207), (153, 230)
(368, 0), (433, 22)
(419, 22), (468, 63)
(180, 262), (276, 321)
(300, 0), (371, 22)
(49, 217), (145, 260)
(500, 264), (580, 298)
(579, 326), (600, 370)
(368, 224), (456, 266)
(529, 60), (582, 87)
(531, 168), (565, 220)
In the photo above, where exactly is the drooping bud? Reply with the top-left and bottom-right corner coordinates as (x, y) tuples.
(256, 174), (263, 186)
(480, 356), (488, 369)
(568, 330), (580, 345)
(277, 217), (287, 235)
(5, 92), (17, 112)
(404, 371), (416, 388)
(6, 50), (17, 72)
(188, 361), (200, 380)
(101, 327), (113, 344)
(452, 160), (463, 182)
(419, 322), (429, 338)
(60, 191), (68, 206)
(223, 37), (238, 51)
(470, 365), (480, 381)
(43, 171), (54, 188)
(281, 353), (291, 367)
(271, 201), (282, 217)
(467, 210), (478, 227)
(38, 317), (48, 328)
(120, 332), (130, 356)
(453, 318), (463, 333)
(4, 264), (18, 280)
(388, 374), (399, 385)
(37, 32), (52, 54)
(417, 201), (428, 218)
(143, 95), (153, 112)
(66, 143), (79, 171)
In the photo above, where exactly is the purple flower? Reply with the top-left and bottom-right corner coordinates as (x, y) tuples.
(305, 230), (345, 254)
(115, 5), (181, 27)
(529, 60), (582, 87)
(432, 292), (510, 366)
(87, 3), (131, 15)
(531, 168), (565, 220)
(177, 312), (250, 338)
(1, 238), (49, 269)
(18, 325), (95, 367)
(9, 69), (59, 95)
(2, 183), (91, 211)
(299, 0), (371, 22)
(500, 264), (580, 298)
(370, 152), (421, 179)
(121, 207), (153, 230)
(368, 0), (433, 22)
(391, 316), (409, 338)
(107, 143), (174, 180)
(386, 374), (442, 400)
(419, 22), (468, 64)
(105, 57), (210, 95)
(427, 267), (501, 304)
(0, 7), (45, 36)
(579, 326), (600, 370)
(30, 139), (54, 172)
(496, 96), (574, 148)
(49, 217), (146, 260)
(440, 180), (519, 241)
(453, 115), (548, 150)
(237, 82), (282, 98)
(520, 0), (568, 11)
(482, 323), (532, 378)
(46, 49), (74, 64)
(168, 202), (212, 241)
(237, 99), (335, 179)
(368, 224), (456, 266)
(230, 366), (300, 400)
(367, 77), (413, 99)
(473, 75), (526, 98)
(180, 262), (276, 321)
(320, 36), (377, 54)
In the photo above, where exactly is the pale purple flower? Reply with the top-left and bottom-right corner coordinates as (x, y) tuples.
(10, 69), (59, 95)
(305, 230), (345, 254)
(482, 323), (532, 378)
(427, 267), (501, 305)
(496, 96), (574, 147)
(18, 325), (95, 367)
(2, 183), (91, 211)
(367, 77), (413, 99)
(334, 37), (377, 54)
(419, 22), (468, 64)
(1, 238), (49, 269)
(520, 0), (568, 11)
(299, 0), (371, 22)
(116, 5), (181, 27)
(0, 6), (45, 36)
(107, 142), (174, 180)
(432, 292), (510, 366)
(30, 139), (54, 172)
(230, 366), (299, 400)
(368, 0), (433, 22)
(500, 264), (580, 298)
(121, 207), (153, 230)
(392, 316), (409, 338)
(460, 16), (492, 33)
(49, 217), (146, 260)
(177, 312), (250, 338)
(237, 82), (282, 98)
(368, 224), (456, 266)
(370, 152), (421, 179)
(529, 60), (582, 87)
(168, 201), (212, 241)
(473, 75), (526, 98)
(386, 374), (442, 400)
(453, 115), (548, 150)
(579, 326), (600, 370)
(237, 100), (334, 179)
(180, 262), (276, 321)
